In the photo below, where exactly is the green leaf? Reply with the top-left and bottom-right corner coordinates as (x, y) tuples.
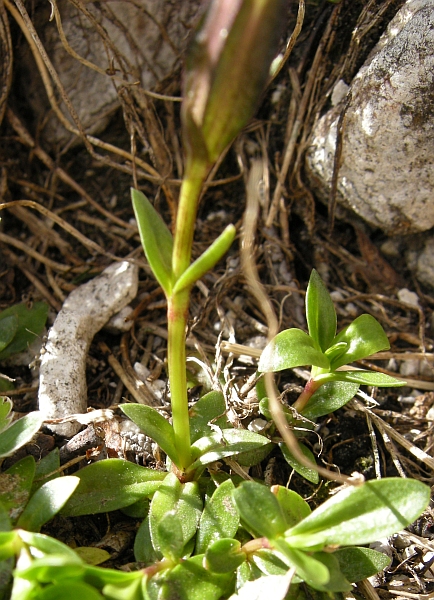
(74, 547), (110, 565)
(17, 476), (80, 532)
(251, 550), (289, 576)
(61, 460), (166, 516)
(196, 479), (239, 554)
(17, 529), (80, 560)
(272, 539), (330, 587)
(188, 429), (270, 472)
(149, 473), (202, 559)
(258, 329), (329, 373)
(329, 314), (390, 370)
(121, 496), (149, 518)
(0, 531), (20, 561)
(0, 396), (13, 433)
(38, 581), (104, 600)
(306, 270), (336, 351)
(148, 554), (233, 600)
(0, 302), (48, 361)
(156, 510), (186, 561)
(272, 486), (311, 528)
(334, 547), (391, 583)
(120, 403), (179, 464)
(0, 455), (35, 523)
(329, 370), (406, 387)
(284, 478), (430, 549)
(235, 442), (274, 467)
(131, 188), (174, 296)
(279, 442), (319, 484)
(205, 538), (246, 573)
(32, 449), (60, 494)
(0, 315), (18, 353)
(259, 397), (314, 430)
(301, 381), (359, 420)
(0, 411), (44, 457)
(189, 391), (228, 444)
(309, 552), (352, 592)
(102, 577), (143, 600)
(232, 481), (287, 539)
(173, 225), (236, 294)
(134, 515), (159, 564)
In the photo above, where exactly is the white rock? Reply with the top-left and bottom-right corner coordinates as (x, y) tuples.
(306, 0), (434, 234)
(39, 261), (138, 437)
(416, 238), (434, 290)
(397, 288), (421, 308)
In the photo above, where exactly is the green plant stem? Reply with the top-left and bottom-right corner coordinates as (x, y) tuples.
(168, 159), (209, 473)
(168, 290), (192, 472)
(292, 378), (323, 413)
(172, 160), (209, 279)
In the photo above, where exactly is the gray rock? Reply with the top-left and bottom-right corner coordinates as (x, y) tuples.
(25, 0), (203, 146)
(306, 0), (434, 235)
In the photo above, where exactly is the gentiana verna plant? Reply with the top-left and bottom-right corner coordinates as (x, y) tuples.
(259, 269), (406, 415)
(0, 1), (430, 599)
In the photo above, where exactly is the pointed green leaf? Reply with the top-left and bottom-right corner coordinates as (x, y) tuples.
(173, 225), (236, 294)
(309, 552), (352, 592)
(329, 370), (406, 387)
(306, 270), (337, 351)
(232, 481), (287, 539)
(17, 476), (79, 532)
(259, 397), (314, 430)
(18, 529), (80, 560)
(196, 479), (239, 554)
(131, 188), (174, 295)
(61, 460), (166, 516)
(36, 581), (103, 600)
(189, 391), (228, 444)
(301, 381), (360, 420)
(151, 554), (233, 600)
(32, 449), (60, 494)
(74, 546), (110, 565)
(329, 314), (390, 370)
(134, 515), (159, 564)
(334, 547), (391, 583)
(149, 473), (202, 558)
(0, 302), (48, 361)
(157, 510), (185, 561)
(0, 396), (13, 433)
(258, 329), (329, 373)
(0, 455), (35, 523)
(205, 538), (246, 573)
(120, 403), (179, 464)
(273, 487), (311, 528)
(251, 550), (289, 576)
(0, 315), (18, 353)
(0, 411), (44, 457)
(188, 429), (270, 472)
(279, 442), (319, 484)
(272, 540), (330, 587)
(284, 478), (430, 549)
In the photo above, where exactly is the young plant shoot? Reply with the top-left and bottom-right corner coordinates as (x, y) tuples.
(259, 269), (406, 417)
(130, 0), (287, 477)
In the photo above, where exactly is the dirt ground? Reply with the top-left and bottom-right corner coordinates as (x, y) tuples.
(1, 1), (433, 598)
